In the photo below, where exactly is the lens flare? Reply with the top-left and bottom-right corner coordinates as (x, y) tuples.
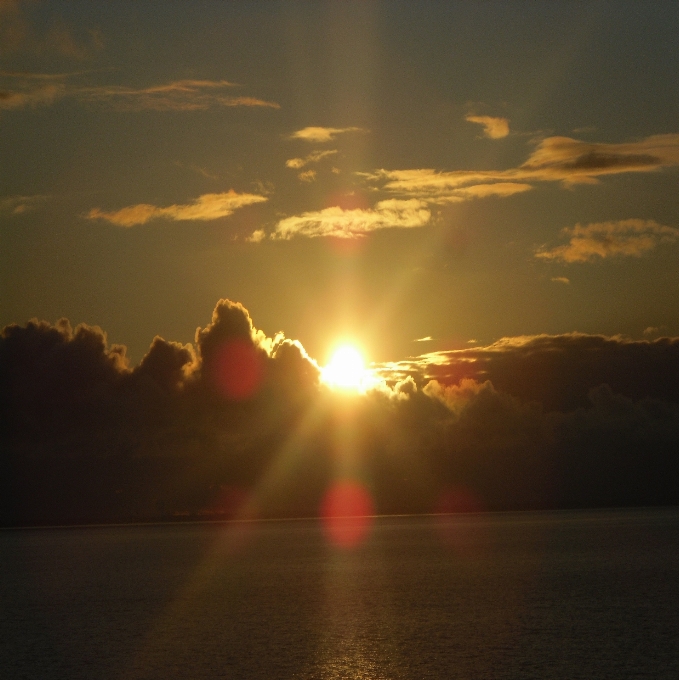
(212, 338), (263, 400)
(321, 480), (374, 548)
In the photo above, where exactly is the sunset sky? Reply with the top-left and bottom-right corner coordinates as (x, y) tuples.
(3, 1), (679, 527)
(3, 0), (678, 367)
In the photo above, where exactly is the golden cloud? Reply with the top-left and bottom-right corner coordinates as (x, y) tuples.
(285, 149), (338, 170)
(270, 199), (430, 240)
(216, 96), (280, 109)
(465, 115), (510, 139)
(87, 190), (267, 227)
(297, 170), (317, 183)
(363, 133), (679, 202)
(77, 79), (279, 111)
(535, 219), (679, 263)
(520, 134), (679, 185)
(452, 182), (533, 199)
(289, 126), (365, 143)
(0, 74), (279, 111)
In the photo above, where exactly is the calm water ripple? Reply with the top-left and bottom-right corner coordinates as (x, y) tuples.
(2, 508), (678, 679)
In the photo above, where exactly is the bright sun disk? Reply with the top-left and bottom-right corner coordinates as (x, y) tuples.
(321, 345), (368, 391)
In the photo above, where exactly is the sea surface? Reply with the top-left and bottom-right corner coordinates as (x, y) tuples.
(2, 508), (678, 679)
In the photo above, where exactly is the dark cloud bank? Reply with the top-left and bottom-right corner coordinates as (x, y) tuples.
(2, 301), (679, 526)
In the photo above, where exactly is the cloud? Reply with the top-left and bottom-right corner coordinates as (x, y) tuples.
(362, 133), (679, 202)
(535, 219), (679, 263)
(270, 199), (431, 240)
(87, 190), (267, 227)
(379, 332), (679, 412)
(285, 149), (338, 170)
(77, 79), (258, 112)
(0, 73), (279, 112)
(451, 182), (533, 200)
(415, 336), (432, 342)
(289, 126), (365, 143)
(297, 170), (316, 183)
(216, 96), (279, 109)
(0, 81), (65, 109)
(4, 302), (679, 525)
(551, 277), (570, 284)
(643, 326), (666, 338)
(520, 134), (679, 185)
(1, 193), (49, 215)
(362, 168), (534, 204)
(465, 115), (510, 139)
(246, 228), (266, 243)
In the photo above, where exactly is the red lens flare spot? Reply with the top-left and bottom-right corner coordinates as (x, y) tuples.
(321, 480), (374, 549)
(212, 339), (263, 400)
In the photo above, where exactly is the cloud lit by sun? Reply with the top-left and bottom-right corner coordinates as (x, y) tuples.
(321, 344), (374, 392)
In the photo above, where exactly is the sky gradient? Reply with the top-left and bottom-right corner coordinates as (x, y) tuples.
(3, 0), (678, 364)
(2, 1), (679, 524)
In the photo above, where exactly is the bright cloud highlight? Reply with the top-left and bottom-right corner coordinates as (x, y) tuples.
(87, 191), (268, 227)
(289, 126), (365, 143)
(285, 149), (338, 170)
(465, 115), (510, 139)
(270, 199), (431, 240)
(363, 134), (679, 202)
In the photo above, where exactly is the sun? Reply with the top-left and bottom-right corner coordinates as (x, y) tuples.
(321, 344), (369, 391)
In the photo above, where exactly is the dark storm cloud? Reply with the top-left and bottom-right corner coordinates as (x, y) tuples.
(2, 303), (679, 526)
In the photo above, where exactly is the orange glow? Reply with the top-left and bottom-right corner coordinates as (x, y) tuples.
(321, 480), (374, 548)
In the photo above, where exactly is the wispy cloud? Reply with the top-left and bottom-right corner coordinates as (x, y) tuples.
(535, 219), (679, 263)
(216, 96), (279, 109)
(87, 190), (267, 227)
(77, 79), (278, 111)
(551, 277), (570, 284)
(0, 193), (49, 215)
(362, 133), (679, 203)
(415, 336), (433, 342)
(297, 170), (317, 183)
(465, 114), (509, 139)
(0, 71), (69, 109)
(174, 161), (220, 181)
(289, 126), (365, 143)
(0, 82), (64, 109)
(0, 74), (279, 111)
(362, 168), (533, 204)
(269, 199), (430, 240)
(520, 134), (679, 185)
(285, 149), (338, 170)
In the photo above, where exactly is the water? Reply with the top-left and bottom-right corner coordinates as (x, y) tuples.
(2, 509), (678, 679)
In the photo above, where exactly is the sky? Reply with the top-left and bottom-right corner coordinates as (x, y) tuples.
(2, 0), (678, 364)
(2, 1), (679, 524)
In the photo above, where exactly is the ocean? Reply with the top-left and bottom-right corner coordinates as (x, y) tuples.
(2, 508), (678, 679)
